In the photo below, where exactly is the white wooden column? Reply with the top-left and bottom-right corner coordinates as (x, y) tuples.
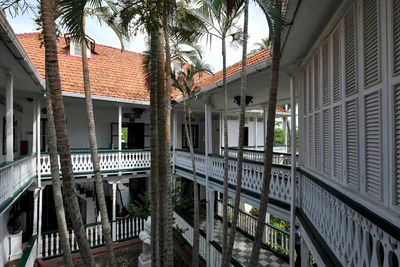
(5, 71), (14, 162)
(172, 111), (178, 173)
(219, 112), (223, 154)
(36, 100), (43, 257)
(263, 105), (267, 148)
(118, 106), (122, 174)
(300, 239), (310, 267)
(32, 100), (37, 155)
(112, 182), (117, 241)
(254, 115), (258, 149)
(205, 103), (213, 266)
(289, 77), (297, 267)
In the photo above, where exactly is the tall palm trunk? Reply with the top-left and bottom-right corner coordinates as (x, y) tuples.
(182, 100), (200, 266)
(221, 31), (230, 259)
(40, 1), (95, 266)
(45, 91), (73, 267)
(162, 10), (174, 266)
(81, 26), (116, 266)
(222, 1), (249, 265)
(149, 30), (160, 267)
(250, 1), (282, 265)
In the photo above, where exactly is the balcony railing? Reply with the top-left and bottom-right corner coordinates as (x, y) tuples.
(175, 150), (292, 205)
(221, 147), (293, 165)
(0, 155), (36, 212)
(42, 216), (145, 259)
(216, 200), (289, 257)
(40, 150), (151, 177)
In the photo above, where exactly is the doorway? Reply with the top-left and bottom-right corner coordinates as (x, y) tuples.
(112, 122), (145, 149)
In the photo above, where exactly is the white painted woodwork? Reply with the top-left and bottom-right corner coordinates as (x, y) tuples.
(5, 72), (13, 162)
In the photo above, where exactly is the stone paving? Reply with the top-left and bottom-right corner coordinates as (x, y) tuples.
(201, 220), (289, 267)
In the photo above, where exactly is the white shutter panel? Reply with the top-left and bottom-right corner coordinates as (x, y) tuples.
(309, 115), (314, 169)
(314, 55), (320, 110)
(303, 71), (308, 115)
(363, 0), (380, 87)
(365, 91), (382, 200)
(333, 105), (342, 180)
(345, 6), (357, 96)
(322, 42), (330, 106)
(393, 0), (400, 75)
(308, 64), (313, 112)
(346, 99), (359, 188)
(333, 30), (341, 102)
(303, 117), (308, 166)
(315, 112), (321, 172)
(323, 109), (331, 176)
(394, 84), (400, 207)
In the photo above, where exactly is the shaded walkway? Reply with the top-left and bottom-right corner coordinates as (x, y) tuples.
(201, 220), (289, 267)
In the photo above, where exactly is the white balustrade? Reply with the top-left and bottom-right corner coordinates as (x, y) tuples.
(0, 155), (36, 208)
(300, 174), (400, 267)
(40, 150), (151, 176)
(221, 148), (292, 165)
(174, 150), (206, 175)
(19, 235), (38, 267)
(216, 200), (289, 257)
(42, 217), (144, 259)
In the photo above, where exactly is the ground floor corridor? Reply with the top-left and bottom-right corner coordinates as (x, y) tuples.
(200, 220), (288, 267)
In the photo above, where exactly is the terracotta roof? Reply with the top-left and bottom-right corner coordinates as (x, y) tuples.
(196, 48), (270, 89)
(17, 32), (149, 102)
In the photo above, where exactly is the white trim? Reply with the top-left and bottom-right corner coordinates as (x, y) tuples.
(62, 91), (150, 106)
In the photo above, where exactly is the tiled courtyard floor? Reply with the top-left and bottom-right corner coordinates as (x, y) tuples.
(201, 220), (289, 267)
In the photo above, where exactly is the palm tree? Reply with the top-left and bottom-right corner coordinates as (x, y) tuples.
(173, 60), (212, 266)
(222, 0), (249, 265)
(250, 0), (286, 265)
(44, 90), (73, 267)
(254, 37), (270, 50)
(57, 2), (129, 265)
(40, 0), (95, 266)
(192, 1), (243, 260)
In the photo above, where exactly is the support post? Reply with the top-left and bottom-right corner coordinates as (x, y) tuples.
(36, 99), (43, 257)
(112, 182), (117, 241)
(118, 106), (122, 174)
(204, 103), (213, 266)
(289, 77), (297, 266)
(254, 115), (258, 149)
(219, 112), (223, 155)
(263, 105), (267, 150)
(300, 238), (310, 267)
(5, 71), (14, 162)
(172, 111), (177, 174)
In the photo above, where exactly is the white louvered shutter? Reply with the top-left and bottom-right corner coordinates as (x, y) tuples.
(363, 0), (380, 87)
(346, 100), (359, 188)
(314, 55), (320, 110)
(322, 42), (330, 106)
(323, 109), (331, 176)
(303, 117), (308, 166)
(315, 113), (321, 172)
(308, 64), (313, 112)
(394, 84), (400, 207)
(365, 91), (382, 200)
(345, 6), (357, 96)
(309, 115), (314, 169)
(393, 0), (400, 75)
(332, 29), (341, 102)
(333, 105), (342, 180)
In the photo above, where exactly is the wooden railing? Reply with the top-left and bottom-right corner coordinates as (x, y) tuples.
(41, 217), (145, 259)
(221, 147), (293, 165)
(216, 200), (289, 257)
(40, 150), (151, 177)
(0, 155), (36, 212)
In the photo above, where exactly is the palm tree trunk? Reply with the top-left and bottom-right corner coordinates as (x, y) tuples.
(45, 91), (73, 267)
(249, 1), (282, 265)
(182, 101), (200, 267)
(222, 1), (249, 265)
(221, 32), (230, 261)
(149, 30), (160, 267)
(162, 10), (174, 266)
(81, 34), (116, 266)
(40, 1), (95, 266)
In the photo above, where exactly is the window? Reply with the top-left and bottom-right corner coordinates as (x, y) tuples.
(244, 127), (249, 146)
(182, 124), (199, 149)
(70, 40), (91, 58)
(41, 119), (48, 152)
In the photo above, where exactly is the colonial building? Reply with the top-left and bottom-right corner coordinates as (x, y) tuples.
(0, 0), (399, 266)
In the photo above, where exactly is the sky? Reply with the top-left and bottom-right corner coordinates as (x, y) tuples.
(5, 1), (269, 72)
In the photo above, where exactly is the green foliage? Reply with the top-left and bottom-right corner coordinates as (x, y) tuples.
(274, 120), (285, 145)
(128, 185), (193, 219)
(270, 215), (290, 231)
(249, 207), (259, 216)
